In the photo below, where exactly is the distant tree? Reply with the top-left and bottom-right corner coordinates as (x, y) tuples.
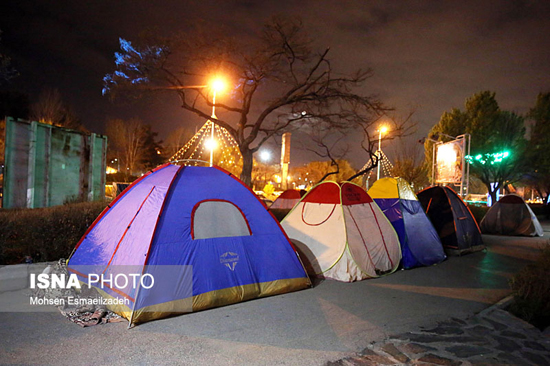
(163, 127), (194, 159)
(392, 139), (429, 190)
(58, 104), (86, 132)
(139, 125), (165, 170)
(105, 118), (148, 176)
(300, 128), (351, 183)
(425, 91), (526, 204)
(30, 88), (85, 131)
(290, 164), (316, 188)
(30, 88), (64, 124)
(525, 92), (550, 204)
(297, 159), (358, 186)
(252, 160), (277, 190)
(103, 17), (388, 187)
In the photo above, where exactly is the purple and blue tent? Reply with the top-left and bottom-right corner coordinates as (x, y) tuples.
(68, 164), (310, 326)
(368, 178), (446, 269)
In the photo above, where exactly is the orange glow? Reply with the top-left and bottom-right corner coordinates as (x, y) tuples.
(210, 77), (226, 93)
(205, 138), (217, 151)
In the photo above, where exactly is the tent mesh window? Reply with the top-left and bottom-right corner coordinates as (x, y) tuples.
(191, 200), (252, 239)
(301, 203), (337, 226)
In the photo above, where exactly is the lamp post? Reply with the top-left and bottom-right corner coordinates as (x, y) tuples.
(208, 77), (226, 167)
(376, 126), (388, 180)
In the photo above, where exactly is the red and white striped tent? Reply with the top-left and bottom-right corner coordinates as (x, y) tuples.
(270, 189), (303, 209)
(281, 181), (401, 282)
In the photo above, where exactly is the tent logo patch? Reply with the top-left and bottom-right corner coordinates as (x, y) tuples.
(343, 187), (361, 202)
(220, 252), (239, 271)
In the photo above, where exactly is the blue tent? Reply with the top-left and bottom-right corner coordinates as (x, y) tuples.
(368, 178), (446, 269)
(69, 164), (310, 326)
(417, 185), (484, 255)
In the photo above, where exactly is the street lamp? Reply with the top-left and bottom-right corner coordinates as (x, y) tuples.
(110, 158), (120, 172)
(377, 126), (388, 180)
(259, 150), (271, 188)
(204, 138), (217, 152)
(260, 150), (271, 163)
(208, 77), (226, 167)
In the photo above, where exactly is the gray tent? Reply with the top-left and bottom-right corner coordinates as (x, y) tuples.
(480, 194), (544, 236)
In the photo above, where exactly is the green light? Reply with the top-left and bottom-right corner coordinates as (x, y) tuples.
(465, 150), (511, 166)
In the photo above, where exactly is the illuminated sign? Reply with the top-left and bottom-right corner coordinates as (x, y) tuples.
(435, 140), (464, 184)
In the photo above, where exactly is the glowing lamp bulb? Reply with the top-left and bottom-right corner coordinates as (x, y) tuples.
(260, 150), (271, 162)
(380, 126), (388, 134)
(205, 138), (217, 151)
(211, 78), (226, 93)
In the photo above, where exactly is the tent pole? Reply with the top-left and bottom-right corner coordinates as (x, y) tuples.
(127, 267), (146, 329)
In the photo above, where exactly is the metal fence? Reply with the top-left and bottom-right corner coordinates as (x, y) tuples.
(3, 117), (107, 208)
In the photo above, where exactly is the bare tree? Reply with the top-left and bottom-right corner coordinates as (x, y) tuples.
(302, 129), (351, 183)
(391, 138), (429, 190)
(164, 126), (194, 158)
(30, 88), (83, 130)
(347, 111), (414, 182)
(103, 17), (389, 186)
(105, 118), (147, 175)
(31, 88), (64, 124)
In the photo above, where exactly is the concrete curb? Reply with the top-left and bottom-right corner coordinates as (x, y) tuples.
(477, 294), (514, 317)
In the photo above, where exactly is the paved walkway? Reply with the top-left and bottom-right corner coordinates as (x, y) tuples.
(328, 297), (550, 365)
(327, 252), (550, 366)
(1, 223), (549, 365)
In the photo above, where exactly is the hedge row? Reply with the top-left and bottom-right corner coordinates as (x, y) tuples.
(0, 199), (543, 265)
(0, 201), (108, 265)
(466, 204), (489, 225)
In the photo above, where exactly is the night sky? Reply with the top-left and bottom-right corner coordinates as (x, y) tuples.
(1, 0), (549, 166)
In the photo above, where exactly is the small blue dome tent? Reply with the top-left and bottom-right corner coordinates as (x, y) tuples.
(368, 178), (446, 269)
(68, 164), (310, 326)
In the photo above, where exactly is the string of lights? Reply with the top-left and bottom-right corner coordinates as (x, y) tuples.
(359, 151), (394, 181)
(169, 120), (241, 168)
(465, 151), (510, 165)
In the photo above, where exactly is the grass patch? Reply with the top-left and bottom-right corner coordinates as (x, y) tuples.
(508, 244), (550, 331)
(0, 201), (108, 265)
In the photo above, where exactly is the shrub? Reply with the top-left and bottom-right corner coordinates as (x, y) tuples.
(466, 204), (489, 225)
(0, 201), (108, 265)
(529, 203), (550, 219)
(508, 244), (550, 330)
